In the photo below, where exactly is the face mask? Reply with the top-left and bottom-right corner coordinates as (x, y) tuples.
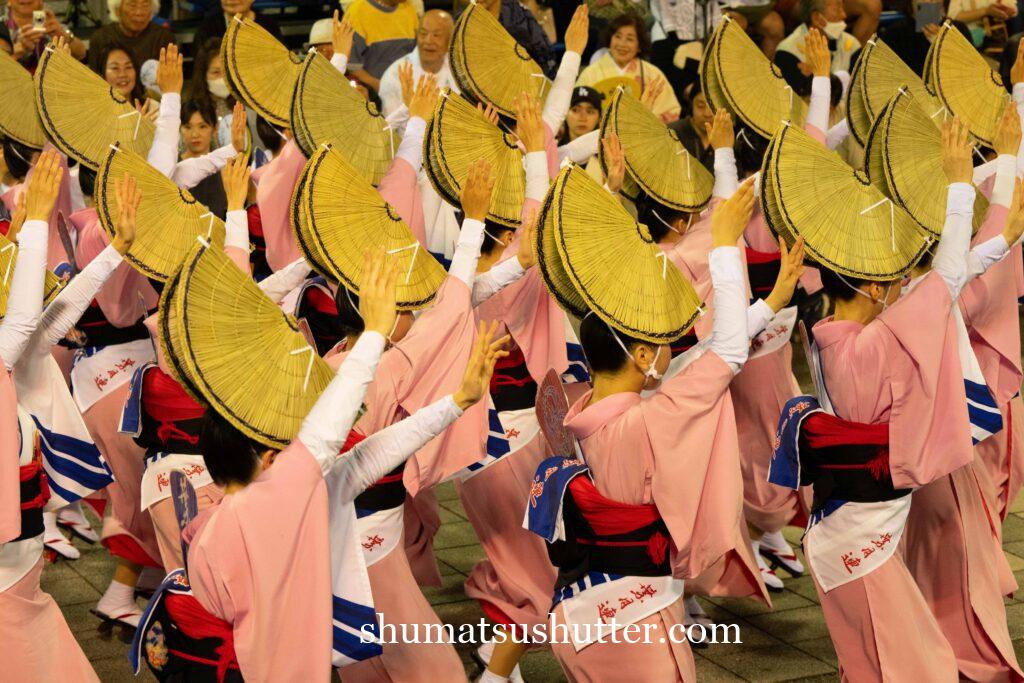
(606, 320), (664, 387)
(823, 21), (846, 40)
(208, 77), (231, 100)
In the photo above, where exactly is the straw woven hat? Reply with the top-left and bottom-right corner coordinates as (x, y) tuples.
(289, 159), (335, 279)
(846, 46), (874, 147)
(0, 52), (46, 149)
(590, 76), (640, 103)
(222, 16), (303, 127)
(707, 17), (806, 139)
(764, 124), (933, 279)
(866, 89), (988, 235)
(542, 164), (703, 342)
(449, 2), (550, 117)
(929, 21), (1007, 146)
(300, 144), (446, 310)
(0, 232), (63, 320)
(699, 31), (729, 113)
(291, 51), (399, 186)
(162, 241), (334, 449)
(597, 99), (641, 202)
(34, 47), (154, 169)
(859, 37), (943, 125)
(604, 88), (713, 212)
(95, 144), (226, 282)
(426, 90), (526, 227)
(157, 262), (208, 404)
(535, 180), (589, 318)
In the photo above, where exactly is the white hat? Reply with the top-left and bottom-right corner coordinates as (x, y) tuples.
(309, 18), (332, 46)
(140, 58), (159, 94)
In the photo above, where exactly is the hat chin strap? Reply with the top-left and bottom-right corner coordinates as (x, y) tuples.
(651, 209), (693, 236)
(835, 272), (894, 311)
(604, 318), (664, 384)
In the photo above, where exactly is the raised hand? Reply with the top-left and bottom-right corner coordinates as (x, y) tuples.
(710, 176), (755, 247)
(764, 237), (806, 312)
(460, 159), (495, 222)
(941, 117), (974, 185)
(992, 101), (1021, 156)
(640, 78), (665, 112)
(476, 101), (500, 127)
(514, 92), (545, 153)
(705, 109), (734, 150)
(231, 101), (248, 153)
(408, 73), (440, 122)
(358, 248), (399, 337)
(805, 28), (831, 78)
(1012, 39), (1024, 85)
(7, 193), (26, 243)
(517, 208), (538, 269)
(564, 4), (589, 56)
(156, 44), (184, 95)
(398, 62), (415, 108)
(136, 98), (159, 122)
(221, 154), (251, 212)
(332, 10), (355, 59)
(24, 150), (64, 222)
(602, 132), (625, 195)
(111, 173), (140, 255)
(453, 320), (511, 410)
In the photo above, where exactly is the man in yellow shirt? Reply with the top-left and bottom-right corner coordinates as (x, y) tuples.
(346, 0), (419, 92)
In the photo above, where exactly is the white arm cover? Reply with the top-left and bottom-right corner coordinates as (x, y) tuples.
(330, 395), (463, 502)
(224, 210), (249, 252)
(933, 182), (976, 297)
(807, 76), (831, 135)
(965, 235), (1011, 282)
(171, 145), (237, 189)
(147, 92), (181, 179)
(558, 129), (599, 164)
(0, 220), (48, 370)
(826, 119), (849, 151)
(524, 151), (549, 202)
(298, 331), (386, 474)
(257, 258), (312, 304)
(471, 255), (527, 307)
(331, 53), (349, 75)
(542, 51), (582, 133)
(448, 218), (486, 287)
(395, 116), (426, 172)
(746, 298), (775, 339)
(712, 147), (738, 200)
(38, 245), (122, 348)
(707, 246), (749, 373)
(991, 154), (1016, 208)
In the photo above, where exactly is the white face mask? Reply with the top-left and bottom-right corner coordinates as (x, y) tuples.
(208, 77), (231, 100)
(823, 21), (846, 40)
(606, 320), (664, 388)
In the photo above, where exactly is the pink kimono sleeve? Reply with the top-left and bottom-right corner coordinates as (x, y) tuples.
(874, 272), (975, 487)
(641, 351), (769, 603)
(75, 214), (158, 327)
(254, 140), (306, 272)
(0, 371), (20, 543)
(377, 157), (426, 247)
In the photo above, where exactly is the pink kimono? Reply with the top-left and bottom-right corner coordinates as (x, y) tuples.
(185, 441), (333, 681)
(551, 351), (769, 680)
(810, 272), (976, 680)
(0, 372), (98, 681)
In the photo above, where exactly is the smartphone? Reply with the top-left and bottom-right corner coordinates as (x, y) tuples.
(32, 9), (45, 31)
(915, 1), (943, 31)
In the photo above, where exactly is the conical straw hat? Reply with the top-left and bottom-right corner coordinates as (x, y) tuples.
(930, 21), (1008, 146)
(302, 144), (446, 310)
(596, 100), (641, 202)
(547, 164), (703, 343)
(95, 144), (226, 282)
(0, 52), (45, 149)
(222, 15), (303, 127)
(34, 46), (154, 169)
(758, 131), (792, 242)
(427, 90), (525, 227)
(846, 48), (873, 147)
(422, 118), (462, 208)
(604, 88), (714, 212)
(767, 124), (932, 279)
(449, 2), (550, 118)
(699, 30), (729, 113)
(535, 177), (589, 318)
(166, 241), (334, 449)
(710, 17), (806, 139)
(859, 37), (943, 123)
(590, 76), (640, 103)
(291, 51), (400, 186)
(862, 93), (893, 194)
(289, 158), (335, 280)
(871, 89), (988, 235)
(0, 232), (64, 320)
(157, 262), (207, 404)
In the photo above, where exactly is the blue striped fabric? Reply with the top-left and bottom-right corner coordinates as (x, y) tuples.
(32, 415), (114, 507)
(332, 594), (382, 665)
(550, 572), (624, 609)
(562, 342), (591, 384)
(465, 409), (511, 473)
(965, 379), (1003, 444)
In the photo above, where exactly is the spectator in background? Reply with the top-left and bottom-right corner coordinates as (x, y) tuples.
(878, 0), (971, 75)
(345, 0), (419, 92)
(87, 0), (173, 73)
(191, 0), (283, 57)
(307, 17), (335, 58)
(92, 41), (149, 107)
(649, 0), (722, 103)
(842, 0), (881, 45)
(948, 0), (1017, 46)
(577, 12), (681, 122)
(189, 37), (234, 120)
(178, 99), (228, 218)
(774, 0), (860, 97)
(556, 85), (604, 145)
(378, 9), (456, 117)
(669, 81), (716, 172)
(521, 0), (556, 44)
(1, 0), (87, 68)
(724, 0), (786, 58)
(470, 0), (555, 76)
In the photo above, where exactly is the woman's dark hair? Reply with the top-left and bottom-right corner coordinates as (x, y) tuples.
(829, 74), (843, 109)
(635, 192), (688, 243)
(332, 286), (368, 340)
(482, 219), (514, 256)
(733, 122), (770, 178)
(256, 116), (285, 154)
(181, 98), (218, 129)
(603, 11), (651, 59)
(819, 267), (871, 303)
(579, 313), (647, 374)
(199, 410), (263, 487)
(79, 167), (97, 198)
(2, 137), (35, 181)
(190, 37), (235, 113)
(92, 42), (145, 104)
